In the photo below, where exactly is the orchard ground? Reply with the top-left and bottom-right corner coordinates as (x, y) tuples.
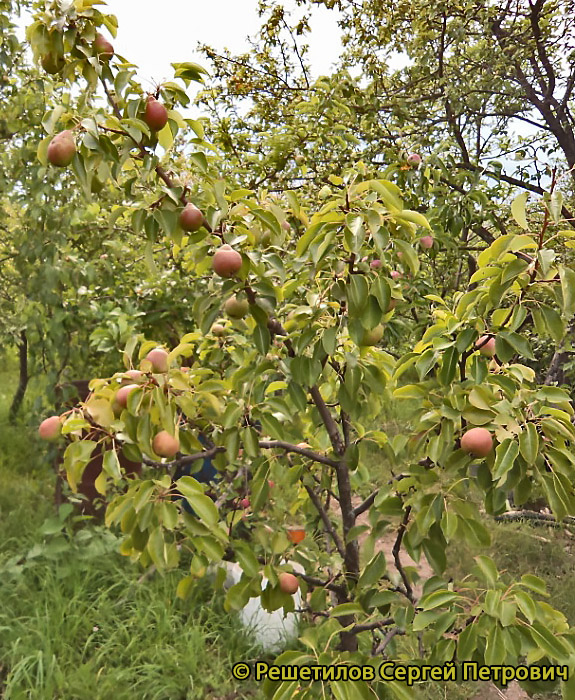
(0, 359), (573, 699)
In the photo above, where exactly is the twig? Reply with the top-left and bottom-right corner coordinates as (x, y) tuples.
(304, 484), (346, 559)
(392, 506), (415, 604)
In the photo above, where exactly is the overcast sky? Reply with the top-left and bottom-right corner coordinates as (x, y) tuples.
(101, 0), (343, 92)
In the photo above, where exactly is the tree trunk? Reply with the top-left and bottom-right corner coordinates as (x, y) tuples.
(9, 330), (28, 423)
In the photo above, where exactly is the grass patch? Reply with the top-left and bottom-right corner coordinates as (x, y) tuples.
(0, 549), (263, 699)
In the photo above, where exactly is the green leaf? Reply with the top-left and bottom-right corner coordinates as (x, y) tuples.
(357, 552), (387, 590)
(412, 608), (443, 631)
(529, 621), (571, 662)
(439, 346), (459, 385)
(457, 623), (477, 661)
(485, 623), (505, 666)
(549, 191), (564, 223)
(511, 192), (529, 229)
(497, 331), (535, 360)
(322, 327), (338, 355)
(559, 265), (575, 319)
(419, 590), (460, 611)
(396, 209), (431, 230)
(253, 325), (271, 355)
(330, 602), (365, 617)
(492, 439), (519, 482)
(234, 542), (259, 577)
(63, 440), (97, 492)
(520, 574), (548, 596)
(176, 575), (194, 600)
(181, 491), (219, 526)
(519, 423), (539, 464)
(171, 61), (207, 83)
(514, 589), (536, 623)
(147, 527), (167, 569)
(102, 449), (122, 481)
(347, 275), (369, 317)
(474, 555), (498, 586)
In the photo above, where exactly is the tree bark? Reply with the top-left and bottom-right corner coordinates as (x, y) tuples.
(9, 330), (28, 423)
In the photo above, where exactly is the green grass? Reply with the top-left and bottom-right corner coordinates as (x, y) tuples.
(0, 554), (264, 699)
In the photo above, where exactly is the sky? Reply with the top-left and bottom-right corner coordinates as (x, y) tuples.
(99, 0), (344, 92)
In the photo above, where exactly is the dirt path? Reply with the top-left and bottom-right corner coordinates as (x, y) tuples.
(352, 496), (434, 598)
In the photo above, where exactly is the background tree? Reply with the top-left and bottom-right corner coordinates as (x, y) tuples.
(198, 0), (575, 387)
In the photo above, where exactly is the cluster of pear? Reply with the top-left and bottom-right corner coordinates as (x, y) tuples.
(38, 347), (181, 459)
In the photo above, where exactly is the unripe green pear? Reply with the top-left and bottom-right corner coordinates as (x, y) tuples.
(359, 325), (384, 346)
(211, 323), (227, 337)
(224, 295), (249, 319)
(41, 52), (65, 74)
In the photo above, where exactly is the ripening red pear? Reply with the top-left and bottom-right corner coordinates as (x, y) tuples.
(391, 270), (402, 280)
(420, 235), (434, 249)
(279, 572), (300, 594)
(179, 203), (204, 232)
(146, 348), (169, 373)
(212, 244), (242, 278)
(116, 383), (139, 409)
(407, 153), (422, 166)
(94, 33), (114, 60)
(152, 430), (180, 458)
(38, 415), (62, 441)
(143, 96), (169, 132)
(476, 335), (496, 357)
(47, 130), (76, 167)
(461, 427), (493, 457)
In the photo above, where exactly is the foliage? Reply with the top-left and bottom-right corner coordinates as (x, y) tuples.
(13, 0), (575, 698)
